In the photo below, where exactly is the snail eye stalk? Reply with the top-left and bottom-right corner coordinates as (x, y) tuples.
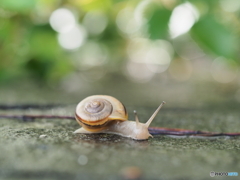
(145, 101), (166, 127)
(133, 110), (140, 127)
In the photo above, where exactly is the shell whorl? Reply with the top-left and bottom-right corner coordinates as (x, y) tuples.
(75, 95), (128, 131)
(81, 98), (112, 121)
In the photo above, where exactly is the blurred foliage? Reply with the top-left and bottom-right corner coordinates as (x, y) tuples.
(146, 6), (171, 40)
(0, 0), (239, 84)
(191, 16), (238, 60)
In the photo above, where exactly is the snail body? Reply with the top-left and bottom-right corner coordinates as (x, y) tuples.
(74, 95), (165, 140)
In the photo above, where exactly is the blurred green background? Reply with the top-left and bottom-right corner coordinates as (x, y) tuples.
(0, 0), (240, 106)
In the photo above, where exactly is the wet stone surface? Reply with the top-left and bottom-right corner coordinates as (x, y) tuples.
(1, 104), (240, 180)
(0, 80), (240, 180)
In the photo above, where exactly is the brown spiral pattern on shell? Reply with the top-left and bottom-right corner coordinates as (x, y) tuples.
(81, 98), (113, 122)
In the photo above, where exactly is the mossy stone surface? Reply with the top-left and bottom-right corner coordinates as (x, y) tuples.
(0, 81), (240, 180)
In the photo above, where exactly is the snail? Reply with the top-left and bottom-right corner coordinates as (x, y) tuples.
(74, 95), (166, 140)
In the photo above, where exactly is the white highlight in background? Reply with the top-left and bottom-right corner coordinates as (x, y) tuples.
(78, 155), (88, 165)
(145, 47), (171, 73)
(50, 8), (76, 33)
(116, 8), (142, 36)
(125, 38), (173, 82)
(58, 25), (86, 50)
(169, 2), (199, 38)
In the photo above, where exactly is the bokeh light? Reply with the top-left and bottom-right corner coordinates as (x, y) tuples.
(116, 7), (142, 36)
(50, 8), (76, 33)
(146, 47), (171, 73)
(82, 11), (108, 36)
(220, 0), (240, 12)
(58, 25), (86, 50)
(125, 38), (173, 82)
(72, 41), (108, 69)
(77, 155), (88, 165)
(126, 60), (155, 83)
(169, 2), (199, 38)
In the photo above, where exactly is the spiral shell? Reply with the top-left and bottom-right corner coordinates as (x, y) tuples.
(75, 95), (128, 132)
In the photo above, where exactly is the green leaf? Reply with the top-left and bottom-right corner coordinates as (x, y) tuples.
(146, 6), (171, 40)
(191, 16), (238, 60)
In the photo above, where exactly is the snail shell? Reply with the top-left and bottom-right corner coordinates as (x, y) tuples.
(75, 95), (128, 132)
(74, 95), (165, 140)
